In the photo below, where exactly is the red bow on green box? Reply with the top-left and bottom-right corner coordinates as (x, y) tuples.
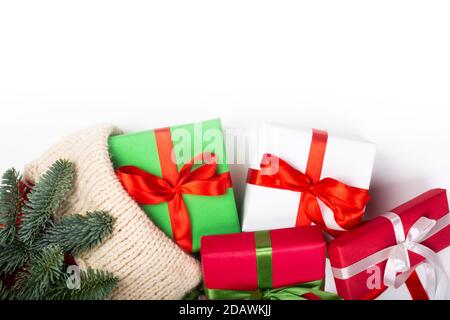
(117, 151), (231, 253)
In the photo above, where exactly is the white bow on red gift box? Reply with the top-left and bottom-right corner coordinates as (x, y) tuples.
(328, 189), (450, 300)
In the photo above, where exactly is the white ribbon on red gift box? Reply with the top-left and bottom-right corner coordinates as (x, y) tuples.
(331, 212), (450, 299)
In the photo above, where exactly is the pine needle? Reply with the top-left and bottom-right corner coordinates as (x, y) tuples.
(45, 269), (118, 300)
(14, 245), (65, 300)
(0, 160), (117, 300)
(0, 168), (23, 245)
(18, 160), (74, 245)
(0, 280), (11, 300)
(36, 211), (115, 255)
(0, 240), (29, 276)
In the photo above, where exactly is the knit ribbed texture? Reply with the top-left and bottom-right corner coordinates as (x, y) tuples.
(23, 125), (202, 300)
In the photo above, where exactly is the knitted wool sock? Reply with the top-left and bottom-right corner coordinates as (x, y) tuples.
(24, 125), (202, 300)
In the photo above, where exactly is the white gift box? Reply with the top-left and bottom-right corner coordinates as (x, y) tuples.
(241, 123), (376, 232)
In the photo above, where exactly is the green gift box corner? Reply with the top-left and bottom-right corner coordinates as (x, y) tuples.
(108, 118), (241, 252)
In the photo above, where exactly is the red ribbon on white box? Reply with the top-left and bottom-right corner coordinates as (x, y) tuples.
(331, 213), (450, 299)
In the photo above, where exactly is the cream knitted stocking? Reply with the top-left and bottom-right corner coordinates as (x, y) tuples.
(24, 125), (202, 300)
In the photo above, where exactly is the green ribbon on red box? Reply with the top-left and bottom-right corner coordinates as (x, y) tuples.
(205, 230), (341, 300)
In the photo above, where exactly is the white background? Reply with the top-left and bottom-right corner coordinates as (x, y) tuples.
(1, 1), (450, 218)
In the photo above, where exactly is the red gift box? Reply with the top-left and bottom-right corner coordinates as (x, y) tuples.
(201, 226), (326, 294)
(328, 189), (450, 300)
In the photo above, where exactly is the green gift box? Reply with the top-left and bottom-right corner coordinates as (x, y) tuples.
(108, 118), (240, 252)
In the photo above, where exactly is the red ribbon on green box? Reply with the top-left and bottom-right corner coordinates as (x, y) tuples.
(116, 127), (232, 253)
(205, 230), (341, 300)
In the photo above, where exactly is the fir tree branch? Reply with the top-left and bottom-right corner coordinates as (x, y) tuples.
(35, 211), (115, 255)
(18, 160), (74, 245)
(0, 280), (10, 300)
(0, 161), (118, 300)
(45, 269), (118, 300)
(14, 245), (64, 300)
(0, 240), (29, 276)
(0, 168), (23, 245)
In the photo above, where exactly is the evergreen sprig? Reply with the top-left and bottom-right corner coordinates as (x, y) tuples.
(45, 269), (118, 300)
(18, 160), (74, 245)
(36, 211), (115, 255)
(0, 169), (23, 245)
(14, 245), (65, 300)
(0, 160), (117, 300)
(0, 240), (29, 276)
(0, 280), (10, 300)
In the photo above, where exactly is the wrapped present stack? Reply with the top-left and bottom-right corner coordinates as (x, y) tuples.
(107, 118), (450, 300)
(11, 117), (447, 300)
